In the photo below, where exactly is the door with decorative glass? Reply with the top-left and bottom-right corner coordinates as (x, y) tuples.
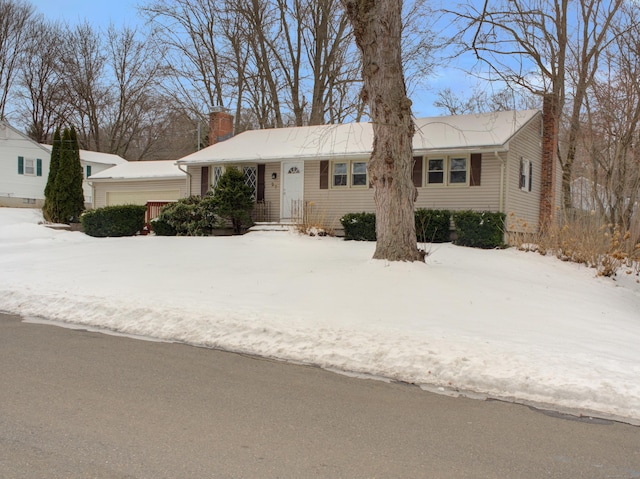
(281, 160), (304, 221)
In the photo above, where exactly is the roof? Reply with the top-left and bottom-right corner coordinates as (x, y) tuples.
(40, 144), (127, 166)
(88, 160), (186, 181)
(177, 109), (541, 166)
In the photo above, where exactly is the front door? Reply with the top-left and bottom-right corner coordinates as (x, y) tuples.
(281, 160), (304, 221)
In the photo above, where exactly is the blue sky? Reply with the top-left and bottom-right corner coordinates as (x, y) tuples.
(27, 0), (464, 117)
(29, 0), (139, 27)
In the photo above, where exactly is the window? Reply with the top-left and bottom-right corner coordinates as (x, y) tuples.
(351, 162), (367, 186)
(449, 157), (467, 184)
(333, 162), (348, 187)
(427, 159), (444, 184)
(24, 159), (35, 176)
(520, 157), (532, 192)
(86, 165), (92, 178)
(425, 156), (469, 186)
(212, 166), (223, 189)
(243, 166), (257, 199)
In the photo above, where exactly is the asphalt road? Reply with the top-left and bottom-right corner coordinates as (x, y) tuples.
(1, 313), (639, 479)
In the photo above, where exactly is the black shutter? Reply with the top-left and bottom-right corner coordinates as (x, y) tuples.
(201, 166), (209, 196)
(412, 156), (423, 187)
(470, 153), (482, 186)
(257, 164), (265, 201)
(319, 160), (329, 189)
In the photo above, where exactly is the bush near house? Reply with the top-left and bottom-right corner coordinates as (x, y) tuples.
(81, 205), (147, 237)
(415, 209), (451, 243)
(340, 212), (376, 241)
(452, 210), (506, 249)
(211, 168), (255, 234)
(340, 209), (452, 243)
(154, 195), (219, 236)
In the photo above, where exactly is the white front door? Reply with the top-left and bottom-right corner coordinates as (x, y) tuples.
(281, 160), (304, 221)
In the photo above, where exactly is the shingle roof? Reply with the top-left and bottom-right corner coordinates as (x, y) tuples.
(177, 109), (540, 166)
(88, 160), (186, 180)
(40, 144), (128, 166)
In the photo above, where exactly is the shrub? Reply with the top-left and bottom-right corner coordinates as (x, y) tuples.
(452, 210), (506, 249)
(155, 195), (220, 236)
(211, 168), (255, 234)
(81, 205), (146, 237)
(340, 212), (376, 241)
(415, 209), (451, 243)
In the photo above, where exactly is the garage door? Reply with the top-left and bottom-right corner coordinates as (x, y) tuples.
(106, 190), (181, 206)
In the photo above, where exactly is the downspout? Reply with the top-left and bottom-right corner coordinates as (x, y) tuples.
(496, 151), (506, 213)
(177, 163), (192, 197)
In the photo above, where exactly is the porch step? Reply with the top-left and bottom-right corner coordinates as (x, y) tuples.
(248, 222), (296, 233)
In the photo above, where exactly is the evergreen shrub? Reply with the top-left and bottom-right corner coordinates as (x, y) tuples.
(452, 210), (506, 248)
(81, 205), (147, 237)
(211, 168), (255, 234)
(415, 209), (451, 243)
(154, 195), (221, 236)
(340, 212), (376, 241)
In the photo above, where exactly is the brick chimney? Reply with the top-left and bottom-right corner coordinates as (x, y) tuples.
(539, 94), (558, 230)
(209, 109), (234, 145)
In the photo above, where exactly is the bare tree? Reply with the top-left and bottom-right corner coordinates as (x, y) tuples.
(60, 22), (108, 151)
(450, 0), (624, 214)
(16, 18), (68, 142)
(0, 0), (34, 119)
(103, 24), (163, 158)
(342, 0), (422, 262)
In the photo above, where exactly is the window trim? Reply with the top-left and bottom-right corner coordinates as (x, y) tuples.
(423, 155), (470, 187)
(329, 160), (369, 189)
(24, 158), (36, 176)
(520, 157), (532, 192)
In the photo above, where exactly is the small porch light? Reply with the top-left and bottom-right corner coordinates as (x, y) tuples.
(272, 172), (277, 180)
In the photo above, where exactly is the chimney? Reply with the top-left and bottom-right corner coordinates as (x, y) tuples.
(209, 109), (234, 145)
(540, 94), (558, 230)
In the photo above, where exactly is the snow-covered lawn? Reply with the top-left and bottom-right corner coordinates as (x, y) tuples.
(1, 207), (639, 423)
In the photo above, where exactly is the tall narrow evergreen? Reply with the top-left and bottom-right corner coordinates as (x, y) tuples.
(43, 128), (61, 222)
(53, 126), (85, 223)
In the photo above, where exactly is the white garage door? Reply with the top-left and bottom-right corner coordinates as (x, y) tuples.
(106, 190), (181, 206)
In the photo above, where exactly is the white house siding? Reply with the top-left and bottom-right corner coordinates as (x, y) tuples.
(93, 179), (187, 209)
(503, 116), (544, 235)
(82, 162), (114, 205)
(187, 165), (202, 197)
(264, 163), (281, 222)
(303, 160), (375, 229)
(414, 153), (502, 212)
(0, 124), (49, 207)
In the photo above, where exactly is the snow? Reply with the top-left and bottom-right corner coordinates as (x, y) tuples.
(177, 110), (538, 165)
(40, 144), (127, 166)
(88, 160), (186, 180)
(1, 207), (639, 423)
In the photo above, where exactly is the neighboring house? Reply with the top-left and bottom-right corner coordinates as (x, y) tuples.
(0, 119), (127, 208)
(39, 144), (127, 206)
(89, 160), (187, 209)
(177, 107), (562, 237)
(0, 120), (51, 208)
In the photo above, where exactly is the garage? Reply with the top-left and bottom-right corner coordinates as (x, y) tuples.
(88, 160), (187, 209)
(106, 189), (181, 206)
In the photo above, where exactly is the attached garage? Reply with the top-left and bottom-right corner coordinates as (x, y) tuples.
(89, 161), (187, 209)
(106, 189), (181, 206)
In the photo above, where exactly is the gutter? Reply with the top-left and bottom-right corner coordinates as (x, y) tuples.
(497, 151), (506, 213)
(177, 163), (192, 196)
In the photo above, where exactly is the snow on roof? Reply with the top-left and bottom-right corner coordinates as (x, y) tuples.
(177, 109), (540, 166)
(88, 160), (186, 181)
(40, 144), (127, 166)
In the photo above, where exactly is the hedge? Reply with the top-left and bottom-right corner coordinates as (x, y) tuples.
(81, 205), (147, 237)
(340, 212), (376, 241)
(452, 210), (506, 249)
(415, 209), (451, 243)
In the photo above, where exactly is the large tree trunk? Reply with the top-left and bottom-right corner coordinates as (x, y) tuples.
(343, 0), (422, 262)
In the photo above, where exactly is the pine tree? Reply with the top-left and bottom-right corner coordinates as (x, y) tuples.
(53, 127), (85, 223)
(212, 168), (254, 234)
(43, 128), (61, 222)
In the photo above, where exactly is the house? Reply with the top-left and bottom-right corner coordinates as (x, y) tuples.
(176, 103), (562, 237)
(89, 160), (187, 209)
(0, 119), (127, 208)
(0, 120), (51, 208)
(39, 144), (127, 206)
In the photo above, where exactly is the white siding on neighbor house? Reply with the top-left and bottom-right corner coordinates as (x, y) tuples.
(0, 123), (50, 206)
(82, 162), (113, 204)
(93, 179), (188, 209)
(503, 115), (544, 234)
